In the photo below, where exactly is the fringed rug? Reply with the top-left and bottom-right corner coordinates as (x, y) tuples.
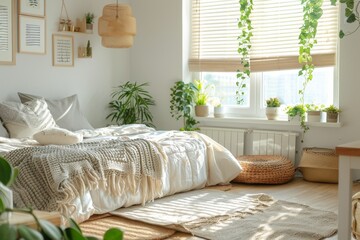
(79, 214), (175, 240)
(111, 189), (337, 240)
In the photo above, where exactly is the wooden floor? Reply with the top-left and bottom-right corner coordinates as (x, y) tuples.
(164, 178), (360, 240)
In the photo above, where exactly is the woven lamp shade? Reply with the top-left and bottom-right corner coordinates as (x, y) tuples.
(98, 4), (136, 48)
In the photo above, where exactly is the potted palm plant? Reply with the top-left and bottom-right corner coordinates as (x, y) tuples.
(107, 81), (155, 127)
(265, 97), (281, 120)
(323, 105), (340, 123)
(193, 79), (210, 117)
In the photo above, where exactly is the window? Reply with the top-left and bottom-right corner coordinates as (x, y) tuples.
(190, 0), (339, 118)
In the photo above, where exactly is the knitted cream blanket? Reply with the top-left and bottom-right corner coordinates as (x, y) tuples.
(4, 139), (163, 216)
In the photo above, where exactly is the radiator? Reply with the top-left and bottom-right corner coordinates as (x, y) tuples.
(199, 127), (298, 164)
(250, 129), (298, 164)
(199, 127), (245, 157)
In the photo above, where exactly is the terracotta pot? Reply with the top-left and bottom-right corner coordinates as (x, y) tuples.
(326, 112), (338, 123)
(307, 111), (321, 122)
(266, 107), (280, 120)
(195, 105), (209, 117)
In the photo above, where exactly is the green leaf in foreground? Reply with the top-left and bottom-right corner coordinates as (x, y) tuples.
(39, 219), (62, 240)
(103, 228), (124, 240)
(18, 225), (44, 240)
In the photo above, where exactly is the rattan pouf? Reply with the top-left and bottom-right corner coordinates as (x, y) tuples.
(233, 155), (295, 184)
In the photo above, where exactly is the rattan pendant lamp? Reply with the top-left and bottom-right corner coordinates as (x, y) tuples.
(98, 0), (136, 48)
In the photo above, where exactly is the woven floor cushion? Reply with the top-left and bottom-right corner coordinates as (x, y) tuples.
(233, 155), (295, 184)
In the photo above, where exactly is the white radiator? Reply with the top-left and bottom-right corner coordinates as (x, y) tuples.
(250, 130), (298, 164)
(199, 127), (245, 157)
(199, 127), (298, 164)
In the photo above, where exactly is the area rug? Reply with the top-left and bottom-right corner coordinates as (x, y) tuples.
(80, 214), (175, 240)
(111, 189), (337, 240)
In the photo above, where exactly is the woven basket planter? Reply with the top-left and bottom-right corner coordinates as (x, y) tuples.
(352, 192), (360, 239)
(298, 148), (338, 183)
(233, 155), (295, 184)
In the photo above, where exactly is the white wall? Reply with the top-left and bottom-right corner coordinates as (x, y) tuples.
(130, 0), (183, 130)
(0, 0), (130, 128)
(130, 1), (360, 166)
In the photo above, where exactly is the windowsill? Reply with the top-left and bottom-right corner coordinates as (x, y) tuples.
(195, 116), (343, 128)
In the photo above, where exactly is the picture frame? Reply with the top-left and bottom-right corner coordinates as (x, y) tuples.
(18, 15), (46, 54)
(0, 0), (16, 64)
(52, 34), (74, 67)
(19, 0), (45, 17)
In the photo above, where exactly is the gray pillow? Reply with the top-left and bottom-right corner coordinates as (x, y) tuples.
(18, 93), (94, 131)
(0, 120), (9, 138)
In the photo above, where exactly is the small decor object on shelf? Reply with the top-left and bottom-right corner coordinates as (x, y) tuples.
(58, 0), (73, 32)
(78, 40), (92, 58)
(85, 12), (95, 33)
(323, 105), (340, 123)
(265, 97), (281, 120)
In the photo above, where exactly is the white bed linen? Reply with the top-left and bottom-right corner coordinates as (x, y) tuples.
(0, 125), (241, 222)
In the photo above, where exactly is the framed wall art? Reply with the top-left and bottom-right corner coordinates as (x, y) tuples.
(19, 0), (45, 17)
(52, 34), (74, 67)
(18, 15), (46, 54)
(0, 0), (15, 64)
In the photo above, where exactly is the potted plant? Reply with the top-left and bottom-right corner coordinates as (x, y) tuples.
(306, 103), (324, 122)
(209, 97), (225, 118)
(85, 12), (95, 33)
(106, 81), (156, 128)
(265, 97), (281, 120)
(323, 105), (340, 123)
(0, 157), (123, 239)
(193, 79), (210, 117)
(170, 81), (198, 131)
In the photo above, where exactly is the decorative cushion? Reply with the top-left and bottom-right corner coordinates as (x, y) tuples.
(233, 155), (295, 184)
(0, 99), (57, 138)
(33, 127), (83, 145)
(18, 93), (94, 131)
(0, 121), (9, 138)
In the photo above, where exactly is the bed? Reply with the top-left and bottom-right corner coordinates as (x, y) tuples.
(0, 94), (241, 223)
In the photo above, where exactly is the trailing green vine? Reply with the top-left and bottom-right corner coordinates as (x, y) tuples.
(236, 0), (253, 105)
(331, 0), (360, 38)
(170, 81), (199, 131)
(298, 0), (324, 134)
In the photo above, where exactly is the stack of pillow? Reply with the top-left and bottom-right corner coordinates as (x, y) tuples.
(0, 93), (93, 145)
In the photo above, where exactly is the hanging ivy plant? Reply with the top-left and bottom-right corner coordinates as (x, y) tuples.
(297, 0), (324, 134)
(331, 0), (360, 38)
(236, 0), (253, 105)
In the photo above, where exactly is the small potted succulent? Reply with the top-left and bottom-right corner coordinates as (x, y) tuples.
(306, 103), (324, 122)
(323, 105), (341, 123)
(209, 97), (225, 118)
(265, 97), (281, 120)
(85, 12), (95, 33)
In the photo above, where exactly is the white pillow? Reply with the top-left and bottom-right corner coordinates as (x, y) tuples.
(0, 99), (57, 138)
(33, 127), (83, 145)
(18, 93), (94, 131)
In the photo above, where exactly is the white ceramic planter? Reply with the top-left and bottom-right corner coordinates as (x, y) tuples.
(288, 114), (301, 122)
(307, 111), (321, 122)
(0, 182), (13, 223)
(214, 106), (225, 118)
(266, 107), (280, 120)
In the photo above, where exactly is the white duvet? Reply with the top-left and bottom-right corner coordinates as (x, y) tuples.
(0, 125), (241, 222)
